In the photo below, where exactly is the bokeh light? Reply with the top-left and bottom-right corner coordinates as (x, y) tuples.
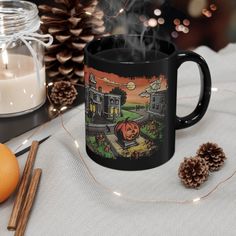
(171, 31), (179, 38)
(178, 24), (185, 31)
(183, 19), (190, 26)
(183, 27), (189, 34)
(143, 20), (149, 27)
(99, 0), (235, 51)
(154, 9), (162, 16)
(210, 4), (217, 11)
(174, 18), (180, 25)
(148, 18), (158, 27)
(157, 17), (165, 25)
(139, 15), (147, 22)
(202, 9), (212, 18)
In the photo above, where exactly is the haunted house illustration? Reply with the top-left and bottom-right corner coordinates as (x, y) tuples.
(139, 79), (167, 117)
(85, 74), (121, 120)
(148, 90), (167, 117)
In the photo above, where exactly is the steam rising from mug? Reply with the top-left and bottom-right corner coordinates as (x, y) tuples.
(102, 0), (166, 62)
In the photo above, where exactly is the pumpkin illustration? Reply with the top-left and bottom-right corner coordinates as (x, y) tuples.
(114, 119), (140, 141)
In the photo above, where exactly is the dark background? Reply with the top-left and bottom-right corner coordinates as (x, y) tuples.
(30, 0), (236, 51)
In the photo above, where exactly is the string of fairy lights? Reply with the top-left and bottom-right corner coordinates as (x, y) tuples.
(13, 86), (236, 204)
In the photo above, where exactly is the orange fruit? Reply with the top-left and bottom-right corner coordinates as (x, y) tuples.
(0, 143), (20, 203)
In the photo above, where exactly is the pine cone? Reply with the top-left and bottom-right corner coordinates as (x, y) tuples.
(50, 81), (78, 106)
(178, 156), (209, 188)
(197, 142), (226, 172)
(39, 0), (106, 83)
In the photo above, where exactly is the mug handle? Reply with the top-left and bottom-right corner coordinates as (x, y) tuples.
(176, 51), (212, 130)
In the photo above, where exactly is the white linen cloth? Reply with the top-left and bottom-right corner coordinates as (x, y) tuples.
(1, 44), (236, 236)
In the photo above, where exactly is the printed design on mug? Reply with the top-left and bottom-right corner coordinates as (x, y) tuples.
(85, 66), (168, 160)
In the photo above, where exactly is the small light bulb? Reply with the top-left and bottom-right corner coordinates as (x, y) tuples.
(193, 197), (201, 203)
(212, 87), (218, 92)
(113, 191), (122, 197)
(2, 47), (8, 66)
(22, 139), (28, 145)
(85, 11), (92, 16)
(74, 140), (79, 149)
(47, 82), (53, 87)
(119, 8), (124, 14)
(60, 106), (68, 111)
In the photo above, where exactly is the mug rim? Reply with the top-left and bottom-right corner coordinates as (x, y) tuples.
(84, 34), (177, 65)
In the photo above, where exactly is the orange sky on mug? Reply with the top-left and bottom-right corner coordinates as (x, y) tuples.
(85, 66), (167, 104)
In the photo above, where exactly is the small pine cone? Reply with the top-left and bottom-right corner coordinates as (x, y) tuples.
(178, 156), (209, 188)
(197, 142), (226, 172)
(50, 81), (78, 106)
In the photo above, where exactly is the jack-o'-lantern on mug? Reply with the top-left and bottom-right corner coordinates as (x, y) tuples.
(115, 119), (140, 142)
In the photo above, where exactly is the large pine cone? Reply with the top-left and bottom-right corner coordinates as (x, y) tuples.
(39, 0), (106, 83)
(197, 142), (226, 172)
(178, 156), (209, 188)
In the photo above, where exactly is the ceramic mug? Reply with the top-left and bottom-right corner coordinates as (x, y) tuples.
(84, 35), (211, 170)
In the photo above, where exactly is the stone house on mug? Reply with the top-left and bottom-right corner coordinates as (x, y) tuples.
(148, 90), (167, 117)
(85, 74), (121, 120)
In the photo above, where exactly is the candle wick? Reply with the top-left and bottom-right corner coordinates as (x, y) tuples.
(5, 64), (8, 70)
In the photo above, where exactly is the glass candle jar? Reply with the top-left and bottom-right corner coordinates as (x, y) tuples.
(0, 0), (52, 117)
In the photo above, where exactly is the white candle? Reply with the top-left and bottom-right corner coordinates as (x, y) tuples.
(0, 54), (46, 116)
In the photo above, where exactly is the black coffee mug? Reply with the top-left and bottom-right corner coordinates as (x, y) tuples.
(84, 35), (211, 171)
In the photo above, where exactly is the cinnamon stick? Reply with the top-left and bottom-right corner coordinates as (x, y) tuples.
(8, 141), (39, 231)
(15, 169), (42, 236)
